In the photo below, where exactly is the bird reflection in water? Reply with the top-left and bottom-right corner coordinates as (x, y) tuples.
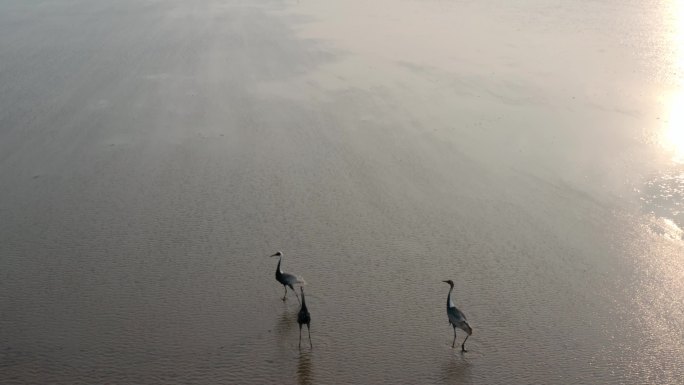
(441, 355), (472, 384)
(297, 350), (313, 385)
(275, 311), (295, 348)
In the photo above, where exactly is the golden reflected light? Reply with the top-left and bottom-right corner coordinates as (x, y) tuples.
(664, 92), (684, 163)
(661, 0), (684, 164)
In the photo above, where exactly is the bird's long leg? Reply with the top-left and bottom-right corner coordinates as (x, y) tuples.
(461, 334), (469, 353)
(452, 328), (457, 348)
(299, 324), (302, 349)
(282, 286), (288, 301)
(307, 324), (312, 349)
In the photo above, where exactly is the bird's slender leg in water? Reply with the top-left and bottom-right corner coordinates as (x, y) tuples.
(299, 324), (302, 349)
(461, 334), (469, 353)
(452, 328), (457, 348)
(283, 286), (288, 301)
(307, 324), (312, 349)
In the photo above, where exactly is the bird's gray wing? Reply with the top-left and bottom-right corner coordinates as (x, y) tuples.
(281, 272), (306, 286)
(454, 307), (467, 321)
(447, 306), (466, 325)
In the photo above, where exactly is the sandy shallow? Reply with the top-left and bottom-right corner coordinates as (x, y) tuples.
(1, 0), (683, 383)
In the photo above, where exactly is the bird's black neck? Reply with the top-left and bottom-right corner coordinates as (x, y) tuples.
(300, 292), (307, 310)
(446, 286), (454, 308)
(276, 256), (283, 282)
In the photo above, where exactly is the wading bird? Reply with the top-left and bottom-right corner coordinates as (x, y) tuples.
(297, 286), (312, 349)
(442, 279), (472, 352)
(270, 251), (305, 302)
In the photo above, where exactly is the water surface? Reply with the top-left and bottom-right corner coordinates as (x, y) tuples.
(1, 0), (683, 383)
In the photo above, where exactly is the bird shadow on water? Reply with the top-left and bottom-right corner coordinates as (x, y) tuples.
(297, 350), (313, 385)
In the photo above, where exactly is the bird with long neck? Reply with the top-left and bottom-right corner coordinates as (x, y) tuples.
(442, 279), (472, 352)
(297, 286), (312, 349)
(270, 251), (304, 302)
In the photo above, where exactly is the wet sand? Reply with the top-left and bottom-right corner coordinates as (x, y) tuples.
(1, 0), (683, 383)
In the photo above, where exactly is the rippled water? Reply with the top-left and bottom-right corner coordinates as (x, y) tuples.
(1, 0), (683, 384)
(642, 171), (684, 236)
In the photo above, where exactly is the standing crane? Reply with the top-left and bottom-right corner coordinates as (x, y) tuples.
(297, 286), (312, 349)
(442, 279), (472, 352)
(270, 251), (305, 302)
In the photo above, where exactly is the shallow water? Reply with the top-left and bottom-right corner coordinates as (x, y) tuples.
(1, 0), (683, 383)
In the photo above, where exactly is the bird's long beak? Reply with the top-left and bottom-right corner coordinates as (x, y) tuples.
(269, 253), (279, 257)
(442, 280), (449, 283)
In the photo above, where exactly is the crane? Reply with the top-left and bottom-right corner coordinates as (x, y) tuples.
(270, 251), (305, 302)
(442, 279), (472, 352)
(297, 286), (312, 349)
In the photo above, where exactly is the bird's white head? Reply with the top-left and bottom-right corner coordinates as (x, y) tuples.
(442, 279), (454, 288)
(270, 251), (283, 258)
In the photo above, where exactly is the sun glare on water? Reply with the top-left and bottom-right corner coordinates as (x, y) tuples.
(664, 93), (684, 164)
(662, 1), (684, 164)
